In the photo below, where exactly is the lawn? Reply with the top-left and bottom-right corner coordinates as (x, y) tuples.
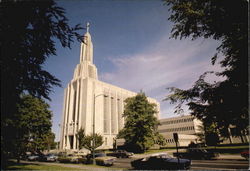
(5, 160), (121, 170)
(6, 162), (82, 170)
(143, 148), (174, 155)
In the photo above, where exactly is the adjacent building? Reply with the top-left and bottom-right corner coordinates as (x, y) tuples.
(158, 115), (202, 146)
(60, 24), (160, 150)
(159, 115), (249, 146)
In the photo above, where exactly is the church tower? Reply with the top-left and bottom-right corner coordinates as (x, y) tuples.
(60, 23), (160, 150)
(73, 22), (97, 80)
(60, 23), (98, 150)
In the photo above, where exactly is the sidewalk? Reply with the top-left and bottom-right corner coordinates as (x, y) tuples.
(218, 154), (244, 160)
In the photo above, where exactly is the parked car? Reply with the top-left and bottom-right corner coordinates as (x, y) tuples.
(107, 150), (134, 158)
(44, 154), (58, 162)
(131, 153), (191, 170)
(28, 155), (39, 161)
(85, 153), (116, 166)
(240, 150), (249, 160)
(173, 148), (219, 160)
(67, 154), (83, 163)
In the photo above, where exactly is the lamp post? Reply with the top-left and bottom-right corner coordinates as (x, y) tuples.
(92, 93), (108, 165)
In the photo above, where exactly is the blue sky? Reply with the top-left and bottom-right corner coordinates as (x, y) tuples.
(44, 0), (222, 141)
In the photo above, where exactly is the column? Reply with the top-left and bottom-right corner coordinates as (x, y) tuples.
(78, 79), (84, 132)
(65, 86), (71, 149)
(73, 80), (80, 150)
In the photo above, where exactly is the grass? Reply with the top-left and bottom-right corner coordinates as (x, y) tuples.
(205, 145), (249, 149)
(142, 148), (174, 155)
(6, 162), (82, 170)
(5, 160), (122, 170)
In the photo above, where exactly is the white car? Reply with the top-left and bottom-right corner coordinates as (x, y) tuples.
(28, 155), (39, 161)
(46, 154), (58, 162)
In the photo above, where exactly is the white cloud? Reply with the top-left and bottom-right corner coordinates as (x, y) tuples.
(99, 34), (223, 119)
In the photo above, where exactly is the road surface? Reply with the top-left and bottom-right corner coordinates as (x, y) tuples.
(111, 158), (249, 170)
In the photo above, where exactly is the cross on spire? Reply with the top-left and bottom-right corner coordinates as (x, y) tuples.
(86, 22), (90, 32)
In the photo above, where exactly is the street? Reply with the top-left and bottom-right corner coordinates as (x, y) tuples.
(111, 158), (249, 170)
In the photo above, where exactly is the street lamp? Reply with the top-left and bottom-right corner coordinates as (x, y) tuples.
(92, 93), (108, 165)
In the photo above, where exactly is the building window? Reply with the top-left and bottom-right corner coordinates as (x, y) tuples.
(103, 95), (109, 134)
(105, 137), (108, 145)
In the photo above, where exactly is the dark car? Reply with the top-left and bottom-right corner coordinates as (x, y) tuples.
(131, 153), (191, 170)
(107, 150), (134, 158)
(173, 148), (219, 160)
(240, 150), (249, 160)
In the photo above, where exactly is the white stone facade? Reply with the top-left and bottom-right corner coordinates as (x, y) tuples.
(60, 26), (160, 150)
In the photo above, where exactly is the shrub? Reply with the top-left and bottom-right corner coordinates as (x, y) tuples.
(95, 158), (105, 165)
(58, 157), (71, 163)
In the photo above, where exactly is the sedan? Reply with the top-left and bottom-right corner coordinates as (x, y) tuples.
(107, 150), (134, 158)
(240, 150), (249, 160)
(131, 153), (191, 170)
(45, 154), (58, 162)
(28, 155), (39, 161)
(86, 153), (116, 166)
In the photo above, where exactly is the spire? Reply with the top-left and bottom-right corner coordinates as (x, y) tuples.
(79, 22), (93, 63)
(86, 22), (90, 32)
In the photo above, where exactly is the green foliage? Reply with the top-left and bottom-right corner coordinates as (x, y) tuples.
(58, 157), (72, 163)
(80, 133), (103, 154)
(12, 95), (54, 160)
(164, 0), (248, 139)
(118, 92), (160, 153)
(154, 132), (167, 146)
(43, 132), (56, 151)
(198, 123), (221, 146)
(1, 0), (82, 165)
(76, 128), (85, 149)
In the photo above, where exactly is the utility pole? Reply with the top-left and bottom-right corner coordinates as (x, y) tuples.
(173, 133), (180, 169)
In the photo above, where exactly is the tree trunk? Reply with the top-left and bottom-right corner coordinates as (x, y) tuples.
(17, 156), (20, 163)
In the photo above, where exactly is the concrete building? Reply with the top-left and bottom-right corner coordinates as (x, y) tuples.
(60, 23), (160, 150)
(159, 115), (249, 146)
(158, 115), (202, 146)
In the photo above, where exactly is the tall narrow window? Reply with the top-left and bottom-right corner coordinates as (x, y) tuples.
(105, 137), (108, 145)
(111, 97), (116, 134)
(103, 95), (109, 134)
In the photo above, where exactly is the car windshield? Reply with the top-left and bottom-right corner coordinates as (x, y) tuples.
(150, 153), (172, 159)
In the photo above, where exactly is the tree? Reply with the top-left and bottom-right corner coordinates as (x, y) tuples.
(164, 0), (248, 140)
(118, 92), (160, 153)
(78, 133), (103, 155)
(196, 123), (221, 146)
(154, 132), (167, 147)
(76, 128), (85, 150)
(43, 132), (56, 151)
(1, 0), (82, 165)
(14, 95), (54, 162)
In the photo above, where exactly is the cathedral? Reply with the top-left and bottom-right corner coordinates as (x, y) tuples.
(60, 23), (160, 150)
